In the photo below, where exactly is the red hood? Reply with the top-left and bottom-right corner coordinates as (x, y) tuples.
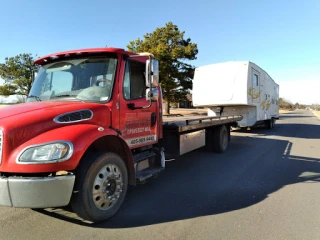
(0, 101), (112, 153)
(0, 101), (69, 120)
(0, 101), (108, 120)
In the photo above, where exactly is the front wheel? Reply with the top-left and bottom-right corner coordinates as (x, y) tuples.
(71, 152), (128, 222)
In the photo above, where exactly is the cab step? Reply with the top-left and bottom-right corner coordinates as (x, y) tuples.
(133, 150), (156, 163)
(136, 167), (164, 182)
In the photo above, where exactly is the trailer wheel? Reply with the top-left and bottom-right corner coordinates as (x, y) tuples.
(71, 152), (128, 223)
(213, 125), (229, 153)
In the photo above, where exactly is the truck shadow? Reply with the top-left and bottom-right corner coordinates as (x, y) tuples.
(35, 123), (320, 228)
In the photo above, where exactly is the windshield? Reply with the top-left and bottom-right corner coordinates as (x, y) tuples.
(27, 56), (118, 102)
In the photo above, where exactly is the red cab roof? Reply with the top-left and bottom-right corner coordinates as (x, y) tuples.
(34, 47), (132, 65)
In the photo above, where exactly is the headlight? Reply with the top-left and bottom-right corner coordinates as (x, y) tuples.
(18, 141), (73, 164)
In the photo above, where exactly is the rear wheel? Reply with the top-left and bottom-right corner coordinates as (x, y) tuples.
(267, 118), (275, 129)
(71, 152), (128, 222)
(213, 125), (229, 153)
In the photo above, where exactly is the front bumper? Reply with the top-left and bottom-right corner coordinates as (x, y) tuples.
(0, 174), (75, 208)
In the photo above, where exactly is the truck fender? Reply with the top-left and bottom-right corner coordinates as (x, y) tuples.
(7, 124), (135, 184)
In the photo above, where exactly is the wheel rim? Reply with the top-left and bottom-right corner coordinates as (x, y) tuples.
(222, 130), (228, 150)
(92, 164), (123, 210)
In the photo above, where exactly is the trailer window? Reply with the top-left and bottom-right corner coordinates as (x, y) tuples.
(123, 60), (146, 100)
(253, 74), (259, 86)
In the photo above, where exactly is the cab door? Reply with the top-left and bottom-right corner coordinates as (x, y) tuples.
(119, 59), (158, 149)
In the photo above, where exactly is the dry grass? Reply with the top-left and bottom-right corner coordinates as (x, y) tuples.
(279, 109), (290, 114)
(313, 111), (320, 119)
(279, 109), (297, 114)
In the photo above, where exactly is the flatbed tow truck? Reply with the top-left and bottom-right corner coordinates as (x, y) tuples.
(0, 48), (242, 222)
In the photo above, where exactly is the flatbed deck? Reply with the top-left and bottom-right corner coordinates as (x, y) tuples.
(163, 115), (243, 132)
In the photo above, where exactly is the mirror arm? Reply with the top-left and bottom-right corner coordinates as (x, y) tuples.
(144, 55), (153, 108)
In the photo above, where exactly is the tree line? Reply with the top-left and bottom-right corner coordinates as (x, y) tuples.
(279, 98), (311, 110)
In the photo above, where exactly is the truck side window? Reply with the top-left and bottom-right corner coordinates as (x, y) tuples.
(123, 60), (146, 100)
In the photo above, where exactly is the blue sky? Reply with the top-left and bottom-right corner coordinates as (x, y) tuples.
(0, 0), (319, 104)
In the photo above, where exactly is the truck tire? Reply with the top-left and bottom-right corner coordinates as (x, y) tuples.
(213, 125), (228, 153)
(267, 118), (275, 129)
(71, 152), (128, 223)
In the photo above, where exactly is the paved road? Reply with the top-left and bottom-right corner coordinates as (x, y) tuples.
(1, 110), (320, 240)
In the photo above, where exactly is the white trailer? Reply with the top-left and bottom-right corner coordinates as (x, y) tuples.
(192, 61), (279, 128)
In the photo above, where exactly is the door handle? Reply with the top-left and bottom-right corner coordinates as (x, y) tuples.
(127, 103), (135, 110)
(151, 112), (157, 127)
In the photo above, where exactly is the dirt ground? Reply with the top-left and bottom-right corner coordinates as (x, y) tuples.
(279, 109), (291, 114)
(313, 110), (320, 119)
(167, 108), (207, 116)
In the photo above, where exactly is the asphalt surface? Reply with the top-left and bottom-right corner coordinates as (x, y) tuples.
(1, 110), (320, 240)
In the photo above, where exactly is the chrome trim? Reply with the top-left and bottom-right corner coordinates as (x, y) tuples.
(53, 109), (93, 124)
(0, 129), (3, 165)
(16, 140), (74, 164)
(0, 175), (75, 208)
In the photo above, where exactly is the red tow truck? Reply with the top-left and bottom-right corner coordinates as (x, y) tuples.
(0, 48), (242, 222)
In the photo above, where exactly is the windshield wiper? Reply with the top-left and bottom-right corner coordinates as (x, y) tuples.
(27, 95), (41, 101)
(52, 94), (77, 98)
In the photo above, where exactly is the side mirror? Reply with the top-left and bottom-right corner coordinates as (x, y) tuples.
(145, 59), (159, 88)
(146, 88), (159, 101)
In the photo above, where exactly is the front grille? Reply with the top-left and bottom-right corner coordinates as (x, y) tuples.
(0, 130), (3, 165)
(54, 109), (93, 123)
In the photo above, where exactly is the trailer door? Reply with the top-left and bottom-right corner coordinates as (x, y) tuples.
(251, 68), (260, 103)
